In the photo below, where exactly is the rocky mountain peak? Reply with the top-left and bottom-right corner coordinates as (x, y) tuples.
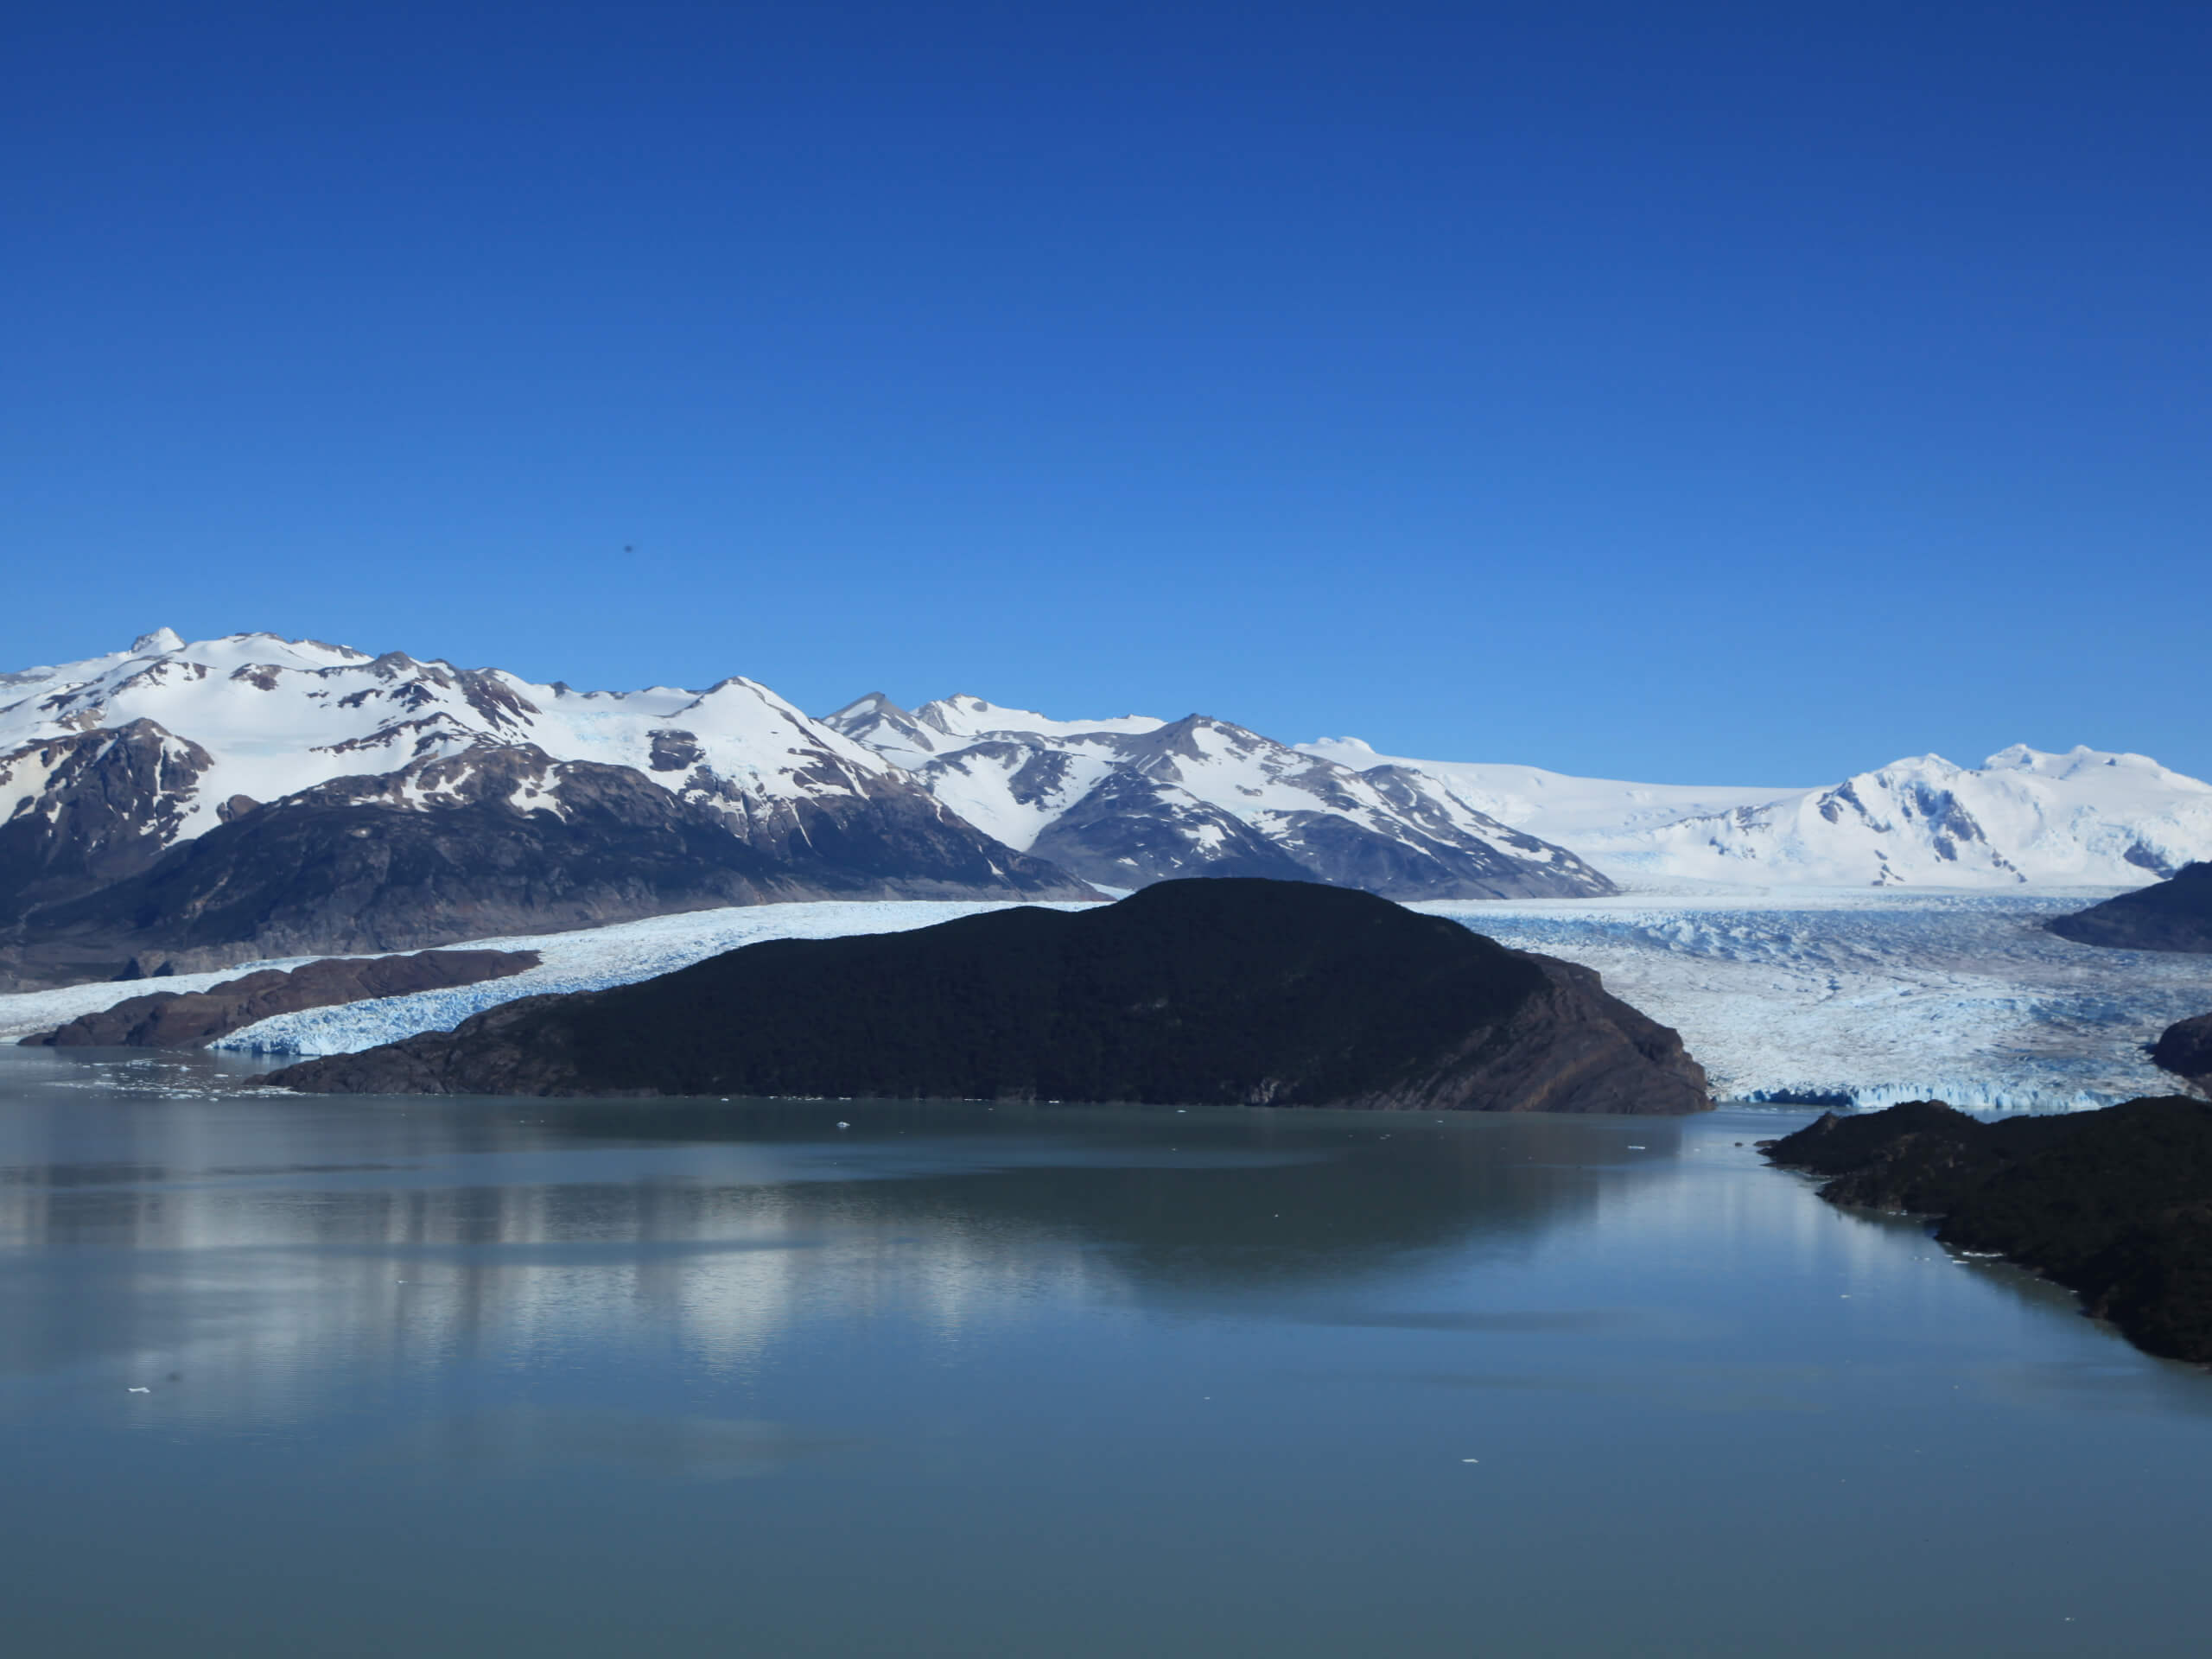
(831, 695), (1616, 900)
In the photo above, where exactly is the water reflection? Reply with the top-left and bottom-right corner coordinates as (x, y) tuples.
(10, 1052), (2212, 1659)
(0, 1052), (1674, 1426)
(397, 1405), (865, 1479)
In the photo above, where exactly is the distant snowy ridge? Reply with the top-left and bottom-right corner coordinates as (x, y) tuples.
(10, 626), (2209, 1001)
(823, 694), (1614, 900)
(1300, 739), (2212, 890)
(1, 629), (954, 849)
(0, 632), (1088, 988)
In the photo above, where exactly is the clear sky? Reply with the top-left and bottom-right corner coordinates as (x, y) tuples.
(7, 2), (2208, 785)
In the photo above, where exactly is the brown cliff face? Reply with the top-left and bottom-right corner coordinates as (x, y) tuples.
(22, 950), (540, 1048)
(269, 880), (1709, 1114)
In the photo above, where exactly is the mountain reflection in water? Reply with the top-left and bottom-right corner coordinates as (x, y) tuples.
(0, 1074), (1661, 1419)
(5, 1048), (2212, 1659)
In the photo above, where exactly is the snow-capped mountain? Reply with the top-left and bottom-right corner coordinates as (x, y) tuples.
(1300, 738), (2212, 888)
(11, 626), (2205, 990)
(823, 695), (1616, 900)
(0, 632), (1086, 986)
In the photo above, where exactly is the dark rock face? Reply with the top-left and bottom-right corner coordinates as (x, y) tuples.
(2046, 863), (2212, 953)
(2153, 1014), (2212, 1094)
(0, 742), (1093, 987)
(0, 721), (213, 924)
(1028, 767), (1319, 886)
(1764, 1096), (2212, 1363)
(858, 708), (1622, 901)
(22, 950), (540, 1048)
(269, 878), (1710, 1114)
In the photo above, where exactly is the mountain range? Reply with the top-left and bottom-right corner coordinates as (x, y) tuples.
(820, 693), (1613, 899)
(1300, 739), (2212, 888)
(5, 629), (2209, 990)
(0, 632), (1084, 987)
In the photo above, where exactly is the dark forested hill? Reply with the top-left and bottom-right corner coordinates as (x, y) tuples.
(270, 879), (1710, 1114)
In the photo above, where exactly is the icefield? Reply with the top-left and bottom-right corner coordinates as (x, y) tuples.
(207, 901), (1089, 1058)
(1, 890), (2204, 1113)
(1420, 890), (2212, 1111)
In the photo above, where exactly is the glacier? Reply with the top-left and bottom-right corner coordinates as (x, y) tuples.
(0, 888), (2196, 1112)
(1416, 890), (2212, 1111)
(206, 901), (1090, 1059)
(0, 889), (2152, 1113)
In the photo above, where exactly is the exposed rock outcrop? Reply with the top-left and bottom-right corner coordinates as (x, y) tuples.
(0, 721), (213, 924)
(2046, 862), (2212, 953)
(0, 635), (1100, 991)
(269, 878), (1709, 1113)
(22, 950), (541, 1047)
(2154, 1014), (2212, 1096)
(1764, 1096), (2212, 1363)
(1, 741), (1091, 987)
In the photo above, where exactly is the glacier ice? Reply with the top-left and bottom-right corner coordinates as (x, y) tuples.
(3, 888), (2203, 1116)
(1418, 890), (2212, 1111)
(207, 901), (1087, 1059)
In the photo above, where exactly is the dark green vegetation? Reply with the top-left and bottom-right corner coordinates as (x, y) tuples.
(1764, 1097), (2212, 1363)
(270, 879), (1710, 1113)
(21, 949), (538, 1048)
(2046, 861), (2212, 953)
(2154, 1013), (2212, 1094)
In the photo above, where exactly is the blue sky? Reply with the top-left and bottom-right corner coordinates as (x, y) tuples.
(7, 2), (2207, 784)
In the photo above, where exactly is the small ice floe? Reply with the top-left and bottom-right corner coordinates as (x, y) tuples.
(127, 1387), (150, 1394)
(1626, 1145), (1646, 1151)
(1461, 1458), (1479, 1464)
(836, 1121), (850, 1130)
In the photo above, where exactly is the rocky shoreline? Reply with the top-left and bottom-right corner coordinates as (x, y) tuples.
(1763, 1097), (2212, 1363)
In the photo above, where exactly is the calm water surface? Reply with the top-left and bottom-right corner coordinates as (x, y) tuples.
(3, 1047), (2209, 1656)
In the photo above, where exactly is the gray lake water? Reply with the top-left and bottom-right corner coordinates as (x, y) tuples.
(4, 1048), (2209, 1657)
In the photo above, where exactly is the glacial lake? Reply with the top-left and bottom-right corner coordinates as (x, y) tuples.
(4, 1048), (2210, 1657)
